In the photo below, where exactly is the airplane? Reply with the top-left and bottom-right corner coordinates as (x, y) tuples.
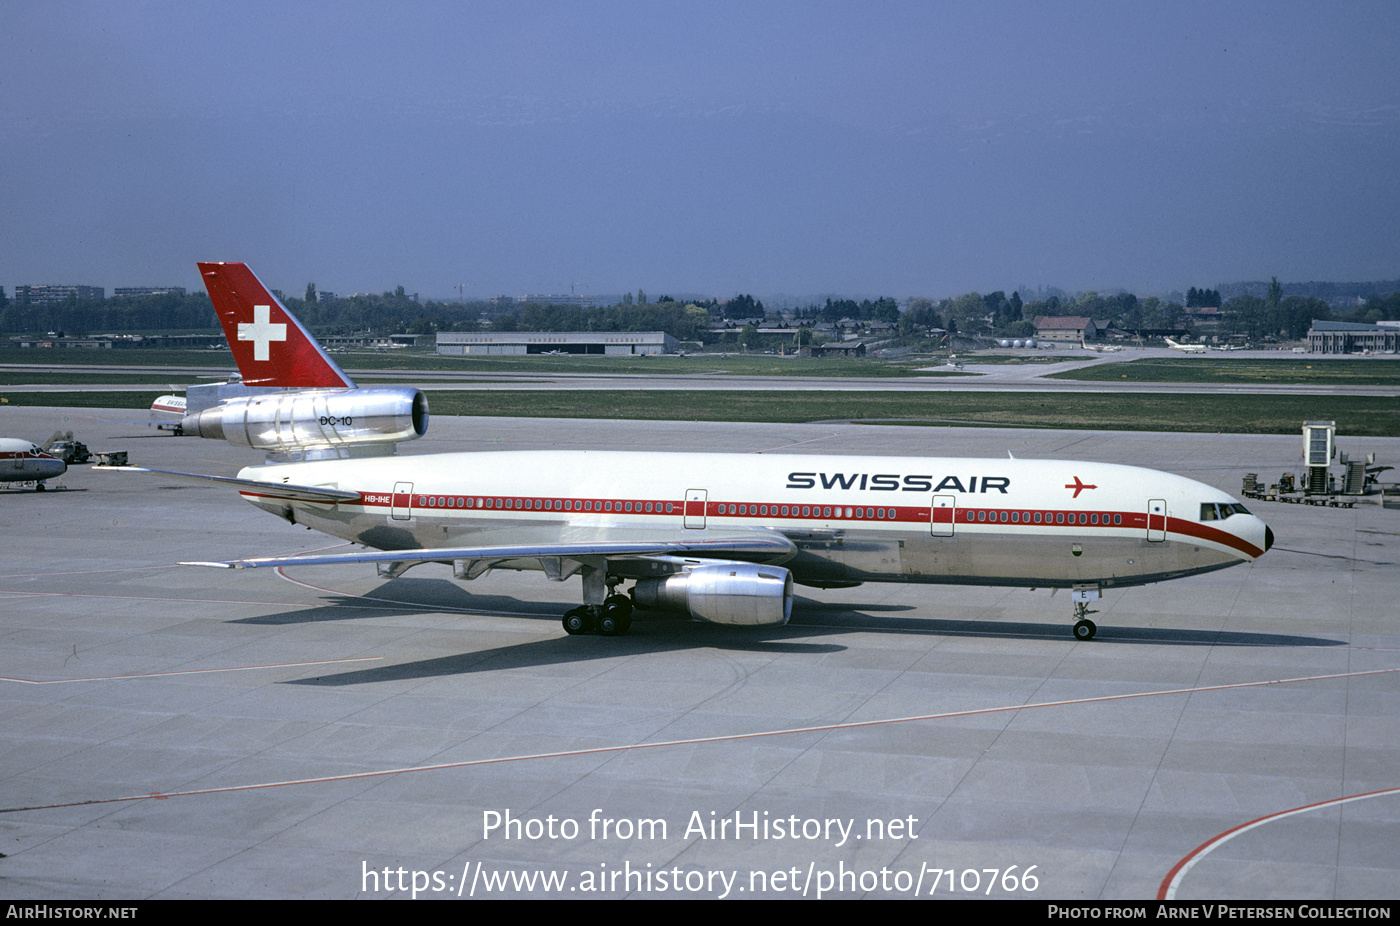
(150, 375), (271, 435)
(150, 394), (187, 433)
(106, 262), (1274, 642)
(1, 439), (67, 490)
(1164, 337), (1207, 354)
(1080, 339), (1122, 353)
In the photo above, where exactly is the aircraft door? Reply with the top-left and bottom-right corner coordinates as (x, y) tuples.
(1147, 499), (1166, 542)
(684, 489), (707, 529)
(930, 494), (955, 536)
(392, 482), (414, 520)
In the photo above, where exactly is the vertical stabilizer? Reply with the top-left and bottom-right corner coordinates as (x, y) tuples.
(198, 262), (355, 388)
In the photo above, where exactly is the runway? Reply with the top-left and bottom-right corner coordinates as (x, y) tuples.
(4, 349), (1399, 398)
(1, 406), (1397, 899)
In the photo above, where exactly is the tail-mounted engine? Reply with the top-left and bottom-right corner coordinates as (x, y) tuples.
(631, 563), (793, 627)
(180, 386), (429, 460)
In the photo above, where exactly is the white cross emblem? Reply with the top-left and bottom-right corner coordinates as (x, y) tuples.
(238, 304), (287, 362)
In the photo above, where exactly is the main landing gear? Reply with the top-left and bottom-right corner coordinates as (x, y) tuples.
(561, 595), (633, 636)
(562, 567), (635, 636)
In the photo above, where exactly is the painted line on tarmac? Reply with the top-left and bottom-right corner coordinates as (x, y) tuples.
(0, 656), (381, 685)
(3, 665), (1396, 816)
(1159, 786), (1400, 900)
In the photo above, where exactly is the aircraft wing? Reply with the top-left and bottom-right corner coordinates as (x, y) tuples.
(94, 465), (363, 504)
(182, 529), (796, 569)
(100, 464), (796, 571)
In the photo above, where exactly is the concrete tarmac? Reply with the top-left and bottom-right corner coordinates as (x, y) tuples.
(1, 406), (1397, 900)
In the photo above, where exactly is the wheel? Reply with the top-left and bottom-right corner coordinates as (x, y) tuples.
(562, 607), (593, 635)
(597, 595), (633, 637)
(35, 483), (46, 492)
(1073, 618), (1097, 641)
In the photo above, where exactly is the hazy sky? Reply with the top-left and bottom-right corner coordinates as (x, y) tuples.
(4, 1), (1397, 302)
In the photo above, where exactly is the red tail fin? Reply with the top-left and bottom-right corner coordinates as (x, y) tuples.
(198, 262), (355, 388)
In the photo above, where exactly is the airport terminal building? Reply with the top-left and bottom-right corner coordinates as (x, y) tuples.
(1306, 320), (1400, 354)
(436, 330), (680, 356)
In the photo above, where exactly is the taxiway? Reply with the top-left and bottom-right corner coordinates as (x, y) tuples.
(0, 407), (1396, 899)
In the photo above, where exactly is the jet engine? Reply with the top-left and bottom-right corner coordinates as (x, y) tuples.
(180, 386), (429, 458)
(631, 563), (793, 627)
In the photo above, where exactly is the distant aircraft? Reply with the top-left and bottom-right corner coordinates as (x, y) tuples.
(1165, 338), (1207, 354)
(109, 262), (1273, 642)
(150, 394), (187, 433)
(1, 439), (66, 490)
(1080, 339), (1122, 353)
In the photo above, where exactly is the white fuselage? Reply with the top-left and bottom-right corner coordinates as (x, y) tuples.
(151, 394), (187, 421)
(0, 439), (66, 484)
(237, 451), (1270, 590)
(1166, 339), (1207, 354)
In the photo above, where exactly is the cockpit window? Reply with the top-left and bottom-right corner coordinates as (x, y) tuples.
(1200, 502), (1250, 521)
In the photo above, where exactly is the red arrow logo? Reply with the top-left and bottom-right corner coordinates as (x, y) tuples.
(1065, 476), (1097, 498)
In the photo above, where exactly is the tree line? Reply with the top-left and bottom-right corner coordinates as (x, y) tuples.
(3, 276), (1396, 345)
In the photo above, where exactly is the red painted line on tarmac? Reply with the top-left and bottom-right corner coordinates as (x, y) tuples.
(3, 665), (1395, 816)
(0, 656), (381, 685)
(1158, 785), (1400, 900)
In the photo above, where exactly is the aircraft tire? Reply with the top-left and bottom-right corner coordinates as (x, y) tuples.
(597, 596), (633, 636)
(1073, 619), (1097, 641)
(563, 607), (593, 635)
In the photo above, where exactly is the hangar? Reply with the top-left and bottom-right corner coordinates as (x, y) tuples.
(436, 330), (680, 356)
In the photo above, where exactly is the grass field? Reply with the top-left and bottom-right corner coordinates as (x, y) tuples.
(1047, 357), (1400, 386)
(9, 389), (1396, 436)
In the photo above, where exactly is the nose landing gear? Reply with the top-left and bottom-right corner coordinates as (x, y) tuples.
(1070, 586), (1100, 640)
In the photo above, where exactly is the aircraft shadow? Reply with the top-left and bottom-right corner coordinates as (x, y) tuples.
(233, 578), (570, 626)
(0, 486), (86, 495)
(287, 621), (845, 687)
(259, 581), (1342, 687)
(793, 601), (1346, 647)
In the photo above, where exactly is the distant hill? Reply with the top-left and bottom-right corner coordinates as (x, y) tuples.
(1217, 279), (1400, 308)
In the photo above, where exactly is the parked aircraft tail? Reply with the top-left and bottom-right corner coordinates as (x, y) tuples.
(198, 262), (355, 389)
